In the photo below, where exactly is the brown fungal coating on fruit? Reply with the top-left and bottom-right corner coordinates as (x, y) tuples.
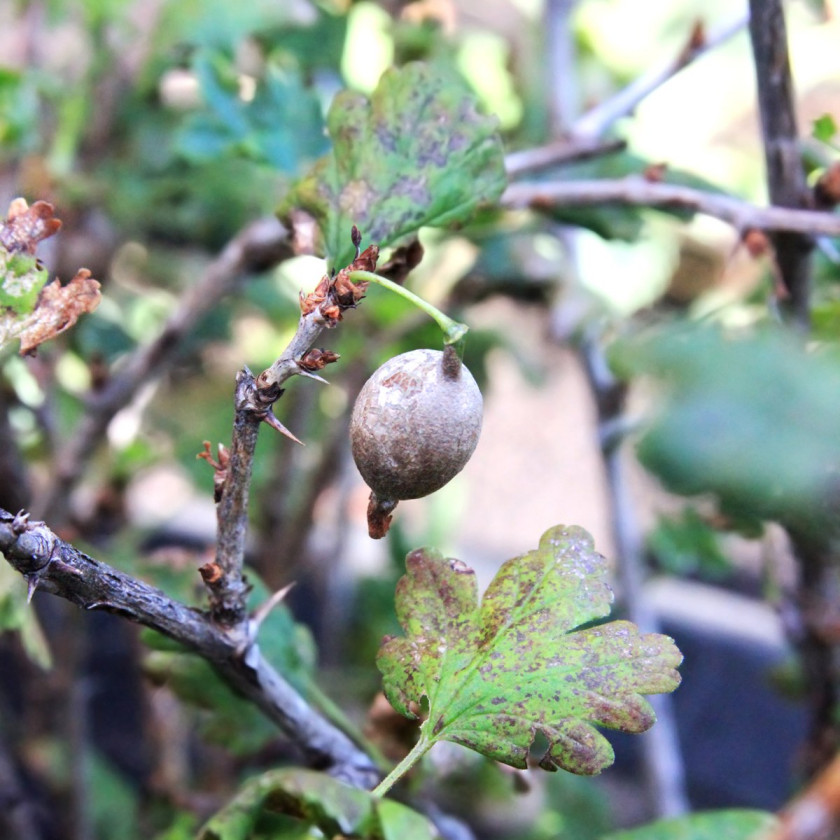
(350, 347), (483, 533)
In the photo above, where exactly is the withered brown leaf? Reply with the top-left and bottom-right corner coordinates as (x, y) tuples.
(1, 199), (62, 255)
(19, 269), (101, 356)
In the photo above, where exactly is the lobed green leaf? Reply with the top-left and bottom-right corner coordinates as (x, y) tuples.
(281, 62), (507, 270)
(812, 113), (838, 145)
(378, 525), (682, 776)
(199, 769), (438, 840)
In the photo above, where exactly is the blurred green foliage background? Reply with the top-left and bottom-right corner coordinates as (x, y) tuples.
(1, 0), (840, 838)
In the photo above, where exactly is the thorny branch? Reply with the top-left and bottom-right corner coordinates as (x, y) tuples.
(0, 509), (379, 787)
(747, 0), (836, 777)
(3, 222), (385, 786)
(504, 177), (840, 238)
(748, 0), (813, 327)
(202, 238), (379, 624)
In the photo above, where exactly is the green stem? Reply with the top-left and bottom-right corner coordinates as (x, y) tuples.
(370, 730), (435, 798)
(348, 270), (468, 347)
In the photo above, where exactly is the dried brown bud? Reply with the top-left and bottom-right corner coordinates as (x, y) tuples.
(367, 494), (397, 539)
(643, 162), (668, 183)
(742, 228), (770, 258)
(197, 441), (230, 503)
(300, 274), (331, 316)
(331, 268), (362, 309)
(350, 243), (379, 274)
(198, 561), (224, 585)
(321, 302), (342, 323)
(299, 348), (340, 371)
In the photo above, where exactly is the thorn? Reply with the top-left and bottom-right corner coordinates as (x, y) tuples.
(261, 409), (305, 445)
(12, 510), (30, 534)
(26, 575), (39, 603)
(251, 582), (296, 633)
(298, 370), (330, 385)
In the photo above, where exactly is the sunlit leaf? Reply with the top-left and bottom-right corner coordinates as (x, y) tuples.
(378, 525), (682, 776)
(282, 62), (507, 270)
(199, 769), (438, 840)
(177, 51), (328, 172)
(813, 113), (838, 145)
(151, 0), (310, 51)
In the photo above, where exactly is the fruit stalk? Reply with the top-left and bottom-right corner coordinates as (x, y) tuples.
(348, 269), (469, 348)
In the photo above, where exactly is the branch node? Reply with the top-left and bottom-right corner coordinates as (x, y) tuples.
(12, 510), (31, 534)
(199, 561), (224, 585)
(250, 582), (296, 635)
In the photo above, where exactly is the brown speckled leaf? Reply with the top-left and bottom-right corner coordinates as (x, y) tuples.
(19, 269), (101, 355)
(282, 62), (506, 271)
(0, 198), (62, 255)
(377, 525), (682, 775)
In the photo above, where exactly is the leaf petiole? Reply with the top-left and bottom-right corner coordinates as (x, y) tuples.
(370, 729), (435, 798)
(348, 270), (468, 347)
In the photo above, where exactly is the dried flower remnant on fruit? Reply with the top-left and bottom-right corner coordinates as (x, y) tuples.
(351, 345), (483, 538)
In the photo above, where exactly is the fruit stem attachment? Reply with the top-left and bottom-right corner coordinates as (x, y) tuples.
(348, 270), (468, 347)
(370, 730), (434, 798)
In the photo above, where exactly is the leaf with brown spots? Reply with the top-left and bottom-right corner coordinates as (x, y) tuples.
(0, 198), (64, 317)
(377, 525), (682, 776)
(281, 62), (506, 271)
(18, 269), (101, 355)
(0, 198), (62, 255)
